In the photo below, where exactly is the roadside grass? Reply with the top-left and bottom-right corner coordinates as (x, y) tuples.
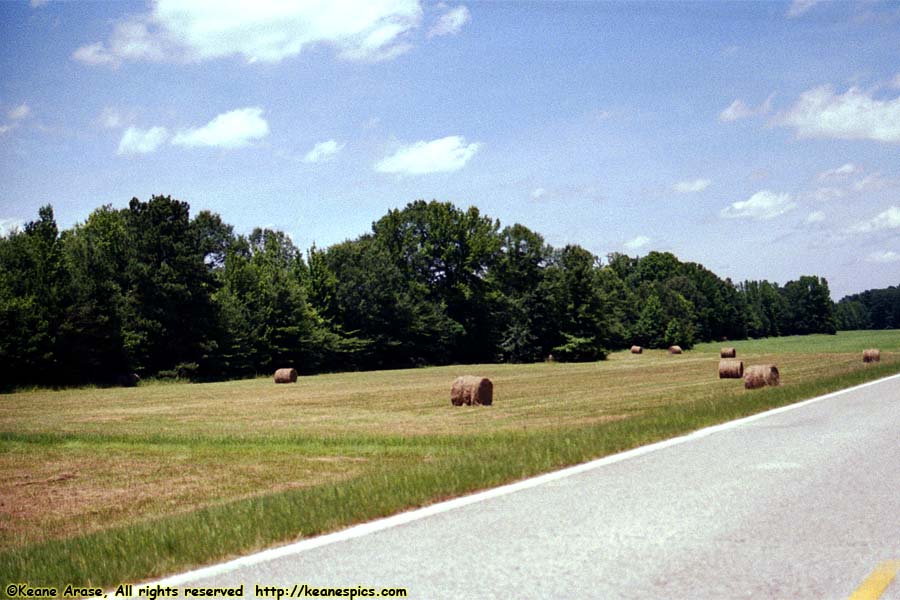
(1, 330), (897, 591)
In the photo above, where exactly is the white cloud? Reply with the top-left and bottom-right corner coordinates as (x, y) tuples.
(807, 187), (845, 202)
(98, 107), (124, 129)
(8, 104), (31, 120)
(30, 0), (50, 7)
(624, 235), (651, 250)
(719, 100), (754, 122)
(0, 125), (11, 135)
(0, 218), (24, 237)
(117, 126), (169, 155)
(787, 0), (822, 17)
(531, 187), (547, 200)
(805, 211), (826, 223)
(718, 94), (773, 122)
(891, 74), (900, 90)
(850, 206), (900, 233)
(779, 86), (900, 142)
(672, 178), (711, 193)
(72, 42), (119, 66)
(74, 0), (423, 66)
(303, 139), (344, 163)
(818, 163), (861, 180)
(429, 5), (470, 37)
(867, 250), (900, 263)
(171, 107), (269, 149)
(720, 190), (796, 220)
(375, 135), (481, 175)
(852, 172), (893, 192)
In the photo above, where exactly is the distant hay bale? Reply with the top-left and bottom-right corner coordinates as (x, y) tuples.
(863, 349), (880, 363)
(744, 365), (780, 389)
(451, 376), (493, 406)
(720, 347), (736, 358)
(668, 345), (683, 355)
(718, 359), (744, 379)
(630, 345), (643, 354)
(274, 368), (298, 384)
(116, 373), (140, 387)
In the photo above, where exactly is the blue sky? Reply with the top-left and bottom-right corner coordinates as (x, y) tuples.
(1, 0), (899, 299)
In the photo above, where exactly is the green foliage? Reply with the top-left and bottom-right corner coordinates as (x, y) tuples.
(0, 198), (860, 387)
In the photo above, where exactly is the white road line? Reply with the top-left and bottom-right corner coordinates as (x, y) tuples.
(105, 372), (900, 594)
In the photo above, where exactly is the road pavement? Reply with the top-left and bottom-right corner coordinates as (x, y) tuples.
(146, 374), (900, 599)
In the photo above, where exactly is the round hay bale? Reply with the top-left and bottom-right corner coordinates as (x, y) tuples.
(668, 345), (683, 355)
(862, 349), (880, 363)
(274, 368), (298, 384)
(718, 359), (744, 379)
(720, 347), (736, 358)
(743, 364), (780, 389)
(451, 376), (493, 406)
(630, 345), (643, 354)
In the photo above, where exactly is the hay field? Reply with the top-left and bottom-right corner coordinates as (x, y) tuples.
(1, 330), (898, 587)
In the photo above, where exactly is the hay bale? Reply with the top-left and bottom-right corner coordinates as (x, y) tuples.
(274, 368), (298, 384)
(718, 359), (744, 379)
(743, 365), (780, 389)
(630, 345), (643, 354)
(450, 376), (493, 406)
(720, 347), (736, 358)
(863, 349), (880, 363)
(668, 345), (683, 355)
(116, 373), (140, 387)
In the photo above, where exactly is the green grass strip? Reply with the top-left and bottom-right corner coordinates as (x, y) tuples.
(2, 361), (898, 593)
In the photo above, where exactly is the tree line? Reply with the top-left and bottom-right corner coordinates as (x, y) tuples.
(0, 196), (841, 387)
(834, 285), (900, 331)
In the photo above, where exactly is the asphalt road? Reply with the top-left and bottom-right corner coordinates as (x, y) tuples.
(154, 374), (899, 599)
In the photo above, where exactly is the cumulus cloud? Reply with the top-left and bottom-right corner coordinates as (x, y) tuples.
(0, 125), (11, 135)
(805, 211), (826, 224)
(117, 126), (169, 155)
(867, 250), (900, 263)
(74, 0), (423, 66)
(850, 206), (900, 233)
(818, 163), (861, 180)
(719, 95), (773, 122)
(531, 188), (547, 200)
(171, 107), (269, 149)
(623, 235), (651, 250)
(720, 190), (796, 220)
(779, 86), (900, 142)
(787, 0), (822, 17)
(8, 104), (31, 120)
(375, 135), (481, 175)
(429, 5), (470, 37)
(672, 178), (711, 193)
(98, 107), (124, 129)
(0, 218), (24, 237)
(303, 139), (344, 163)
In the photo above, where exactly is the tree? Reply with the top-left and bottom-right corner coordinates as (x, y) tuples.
(0, 206), (68, 386)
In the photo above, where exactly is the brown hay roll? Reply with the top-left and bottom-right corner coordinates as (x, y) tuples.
(668, 345), (683, 355)
(743, 364), (780, 389)
(863, 349), (880, 363)
(718, 359), (744, 379)
(274, 368), (298, 384)
(720, 347), (736, 358)
(630, 345), (643, 354)
(451, 376), (493, 406)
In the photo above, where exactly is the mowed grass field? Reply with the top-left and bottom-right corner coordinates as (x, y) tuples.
(1, 330), (898, 590)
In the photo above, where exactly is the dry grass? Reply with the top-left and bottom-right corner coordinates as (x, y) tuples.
(1, 333), (898, 553)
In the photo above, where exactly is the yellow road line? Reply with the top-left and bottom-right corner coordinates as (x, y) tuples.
(849, 560), (900, 600)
